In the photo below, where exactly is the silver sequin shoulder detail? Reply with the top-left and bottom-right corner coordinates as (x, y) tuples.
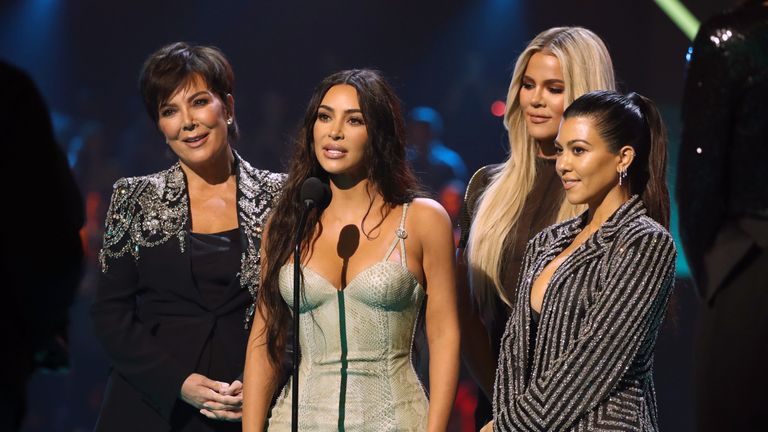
(98, 163), (188, 273)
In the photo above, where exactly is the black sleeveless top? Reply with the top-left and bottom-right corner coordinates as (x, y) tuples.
(190, 228), (241, 308)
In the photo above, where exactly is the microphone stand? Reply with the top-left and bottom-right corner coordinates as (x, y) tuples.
(292, 199), (313, 432)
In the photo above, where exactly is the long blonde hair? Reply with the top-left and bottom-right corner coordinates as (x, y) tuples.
(466, 27), (616, 316)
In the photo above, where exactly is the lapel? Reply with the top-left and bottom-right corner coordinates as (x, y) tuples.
(172, 163), (204, 305)
(233, 151), (273, 301)
(512, 214), (583, 389)
(233, 152), (263, 299)
(544, 195), (646, 285)
(522, 213), (585, 295)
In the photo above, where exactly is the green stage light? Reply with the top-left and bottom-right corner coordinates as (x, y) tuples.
(654, 0), (700, 40)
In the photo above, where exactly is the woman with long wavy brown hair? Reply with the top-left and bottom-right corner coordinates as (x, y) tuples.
(243, 69), (459, 431)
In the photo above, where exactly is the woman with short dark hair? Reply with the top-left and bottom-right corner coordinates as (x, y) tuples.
(91, 42), (285, 431)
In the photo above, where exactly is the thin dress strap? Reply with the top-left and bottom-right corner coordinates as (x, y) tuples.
(383, 203), (410, 266)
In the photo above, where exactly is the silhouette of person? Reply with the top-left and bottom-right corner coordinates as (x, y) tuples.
(0, 60), (85, 431)
(678, 2), (768, 431)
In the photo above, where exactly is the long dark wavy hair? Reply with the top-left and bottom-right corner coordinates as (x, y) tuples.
(562, 90), (670, 228)
(258, 69), (420, 367)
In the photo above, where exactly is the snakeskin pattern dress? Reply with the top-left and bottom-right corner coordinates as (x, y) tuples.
(268, 203), (428, 431)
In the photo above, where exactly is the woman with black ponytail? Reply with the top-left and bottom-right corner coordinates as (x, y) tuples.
(484, 91), (676, 431)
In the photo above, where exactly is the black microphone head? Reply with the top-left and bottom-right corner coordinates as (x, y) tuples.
(300, 177), (331, 209)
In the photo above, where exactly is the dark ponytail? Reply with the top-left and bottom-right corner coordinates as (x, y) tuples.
(628, 93), (670, 228)
(563, 90), (670, 228)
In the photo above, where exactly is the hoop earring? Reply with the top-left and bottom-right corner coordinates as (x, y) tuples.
(618, 167), (628, 187)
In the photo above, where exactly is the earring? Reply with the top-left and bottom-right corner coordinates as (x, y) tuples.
(226, 117), (233, 125)
(618, 167), (628, 186)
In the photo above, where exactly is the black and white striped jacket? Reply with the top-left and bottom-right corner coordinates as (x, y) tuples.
(493, 196), (676, 431)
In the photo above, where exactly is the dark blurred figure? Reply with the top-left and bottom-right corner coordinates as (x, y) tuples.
(0, 61), (85, 431)
(407, 106), (467, 211)
(677, 2), (768, 431)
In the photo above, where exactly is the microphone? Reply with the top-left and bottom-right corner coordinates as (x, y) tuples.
(300, 177), (331, 210)
(292, 176), (330, 432)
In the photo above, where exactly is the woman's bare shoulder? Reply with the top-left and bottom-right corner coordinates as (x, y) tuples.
(406, 198), (453, 241)
(408, 198), (451, 222)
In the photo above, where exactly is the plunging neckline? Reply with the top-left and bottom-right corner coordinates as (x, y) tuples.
(529, 199), (621, 315)
(529, 226), (597, 314)
(530, 250), (574, 314)
(281, 261), (423, 293)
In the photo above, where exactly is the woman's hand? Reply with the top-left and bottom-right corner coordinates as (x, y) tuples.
(181, 373), (243, 422)
(199, 379), (244, 422)
(479, 420), (494, 432)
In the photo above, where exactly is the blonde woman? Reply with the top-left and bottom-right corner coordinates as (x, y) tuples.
(457, 27), (615, 424)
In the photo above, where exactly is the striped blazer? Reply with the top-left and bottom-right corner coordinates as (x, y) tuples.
(493, 196), (676, 431)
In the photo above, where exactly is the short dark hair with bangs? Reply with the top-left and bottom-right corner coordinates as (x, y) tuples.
(139, 42), (239, 140)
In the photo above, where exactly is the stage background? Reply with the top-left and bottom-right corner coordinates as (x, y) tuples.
(0, 0), (738, 430)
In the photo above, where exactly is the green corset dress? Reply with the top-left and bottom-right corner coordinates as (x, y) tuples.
(268, 203), (428, 431)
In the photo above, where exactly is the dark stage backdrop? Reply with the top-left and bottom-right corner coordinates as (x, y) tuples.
(0, 0), (738, 430)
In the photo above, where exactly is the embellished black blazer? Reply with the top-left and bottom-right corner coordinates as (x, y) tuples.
(91, 152), (285, 431)
(493, 197), (676, 431)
